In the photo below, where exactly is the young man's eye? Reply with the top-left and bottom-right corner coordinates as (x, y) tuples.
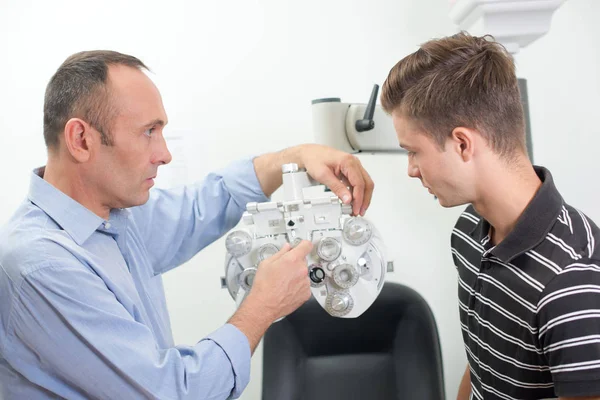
(408, 151), (416, 157)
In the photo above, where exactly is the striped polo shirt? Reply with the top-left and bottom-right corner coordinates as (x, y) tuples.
(451, 166), (600, 400)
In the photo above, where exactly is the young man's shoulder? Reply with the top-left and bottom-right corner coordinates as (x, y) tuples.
(512, 199), (599, 293)
(451, 200), (600, 259)
(453, 205), (480, 232)
(555, 201), (600, 260)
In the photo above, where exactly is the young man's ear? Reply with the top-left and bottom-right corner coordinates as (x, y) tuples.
(63, 118), (94, 162)
(450, 127), (476, 162)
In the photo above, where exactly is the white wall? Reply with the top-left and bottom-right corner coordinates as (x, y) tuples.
(515, 0), (600, 224)
(0, 1), (598, 399)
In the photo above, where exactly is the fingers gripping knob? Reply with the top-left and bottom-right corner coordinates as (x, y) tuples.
(341, 203), (352, 215)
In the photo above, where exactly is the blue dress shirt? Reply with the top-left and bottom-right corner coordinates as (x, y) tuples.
(0, 159), (269, 399)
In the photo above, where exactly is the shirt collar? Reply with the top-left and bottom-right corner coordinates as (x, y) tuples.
(28, 166), (107, 245)
(469, 166), (563, 263)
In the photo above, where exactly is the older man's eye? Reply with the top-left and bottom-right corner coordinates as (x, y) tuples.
(144, 127), (155, 137)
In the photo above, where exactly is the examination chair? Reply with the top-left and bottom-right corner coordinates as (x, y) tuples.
(262, 282), (445, 400)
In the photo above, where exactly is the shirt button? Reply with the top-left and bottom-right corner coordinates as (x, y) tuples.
(104, 222), (111, 229)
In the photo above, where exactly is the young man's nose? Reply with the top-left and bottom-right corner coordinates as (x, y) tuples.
(407, 163), (420, 179)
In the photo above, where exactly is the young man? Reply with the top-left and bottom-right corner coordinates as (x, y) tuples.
(0, 51), (374, 399)
(381, 32), (600, 400)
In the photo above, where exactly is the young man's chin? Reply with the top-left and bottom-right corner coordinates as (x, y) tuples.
(437, 196), (466, 209)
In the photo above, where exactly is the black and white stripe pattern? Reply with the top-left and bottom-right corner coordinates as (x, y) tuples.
(452, 197), (600, 399)
(575, 208), (596, 258)
(557, 205), (573, 234)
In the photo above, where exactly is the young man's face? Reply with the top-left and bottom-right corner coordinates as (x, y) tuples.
(392, 111), (471, 208)
(88, 65), (172, 210)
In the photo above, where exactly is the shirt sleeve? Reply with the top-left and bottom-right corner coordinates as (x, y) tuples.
(536, 259), (600, 397)
(130, 157), (269, 275)
(5, 261), (250, 400)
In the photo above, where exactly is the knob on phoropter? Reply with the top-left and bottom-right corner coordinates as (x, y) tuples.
(309, 266), (325, 284)
(257, 243), (279, 262)
(331, 293), (349, 311)
(326, 292), (354, 317)
(225, 230), (253, 257)
(317, 237), (342, 262)
(332, 263), (359, 289)
(342, 217), (373, 246)
(238, 267), (257, 291)
(341, 204), (352, 215)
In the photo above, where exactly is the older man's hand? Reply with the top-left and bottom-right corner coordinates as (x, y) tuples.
(300, 144), (374, 216)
